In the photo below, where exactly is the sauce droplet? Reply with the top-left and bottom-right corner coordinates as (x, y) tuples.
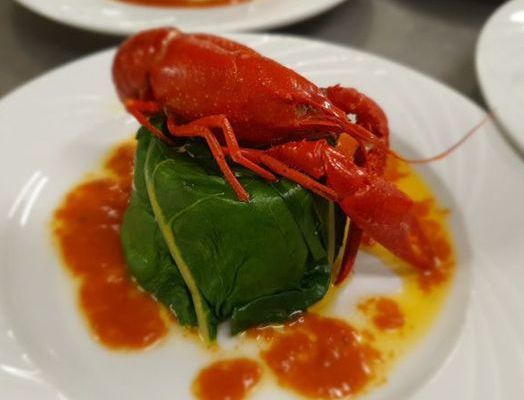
(194, 358), (262, 400)
(359, 297), (405, 332)
(263, 314), (381, 399)
(53, 142), (168, 349)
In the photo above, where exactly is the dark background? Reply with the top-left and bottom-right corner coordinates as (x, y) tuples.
(0, 0), (501, 105)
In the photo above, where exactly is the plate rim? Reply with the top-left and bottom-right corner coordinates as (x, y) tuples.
(476, 0), (524, 154)
(13, 0), (348, 35)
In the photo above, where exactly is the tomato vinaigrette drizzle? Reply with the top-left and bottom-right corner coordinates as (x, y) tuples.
(193, 358), (262, 400)
(115, 0), (248, 8)
(53, 141), (169, 349)
(53, 142), (455, 400)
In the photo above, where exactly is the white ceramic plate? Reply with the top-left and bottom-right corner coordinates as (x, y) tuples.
(14, 0), (347, 35)
(477, 0), (524, 153)
(1, 34), (524, 400)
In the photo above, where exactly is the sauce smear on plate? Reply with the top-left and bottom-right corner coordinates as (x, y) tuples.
(193, 358), (262, 400)
(53, 142), (168, 349)
(262, 314), (381, 399)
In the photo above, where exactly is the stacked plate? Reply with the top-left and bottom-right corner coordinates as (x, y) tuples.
(477, 0), (524, 153)
(14, 0), (347, 34)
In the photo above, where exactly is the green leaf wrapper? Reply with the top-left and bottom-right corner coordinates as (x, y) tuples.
(121, 126), (344, 341)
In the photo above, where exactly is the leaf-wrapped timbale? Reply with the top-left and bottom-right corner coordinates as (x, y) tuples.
(121, 127), (343, 341)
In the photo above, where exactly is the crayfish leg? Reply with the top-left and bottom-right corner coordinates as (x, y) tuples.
(125, 99), (172, 143)
(326, 85), (390, 176)
(166, 117), (249, 202)
(239, 148), (338, 201)
(167, 115), (278, 202)
(325, 85), (389, 142)
(191, 115), (276, 183)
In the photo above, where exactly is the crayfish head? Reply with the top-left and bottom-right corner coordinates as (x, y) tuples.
(289, 93), (387, 149)
(112, 27), (181, 103)
(261, 88), (348, 142)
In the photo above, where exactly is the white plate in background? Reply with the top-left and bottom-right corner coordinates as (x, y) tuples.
(477, 0), (524, 153)
(14, 0), (347, 35)
(0, 34), (523, 399)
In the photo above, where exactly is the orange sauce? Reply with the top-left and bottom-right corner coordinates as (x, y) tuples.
(53, 140), (456, 399)
(359, 297), (405, 332)
(245, 325), (277, 342)
(116, 0), (247, 8)
(262, 314), (381, 399)
(412, 198), (453, 290)
(53, 142), (168, 349)
(193, 358), (262, 400)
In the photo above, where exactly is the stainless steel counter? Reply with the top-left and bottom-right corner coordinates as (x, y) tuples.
(0, 0), (500, 106)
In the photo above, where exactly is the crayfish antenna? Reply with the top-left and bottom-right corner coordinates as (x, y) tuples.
(391, 114), (491, 164)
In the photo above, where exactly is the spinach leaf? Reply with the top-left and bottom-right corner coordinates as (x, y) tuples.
(121, 129), (197, 327)
(122, 127), (343, 341)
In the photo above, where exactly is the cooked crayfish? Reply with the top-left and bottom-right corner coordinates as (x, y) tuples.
(112, 27), (436, 283)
